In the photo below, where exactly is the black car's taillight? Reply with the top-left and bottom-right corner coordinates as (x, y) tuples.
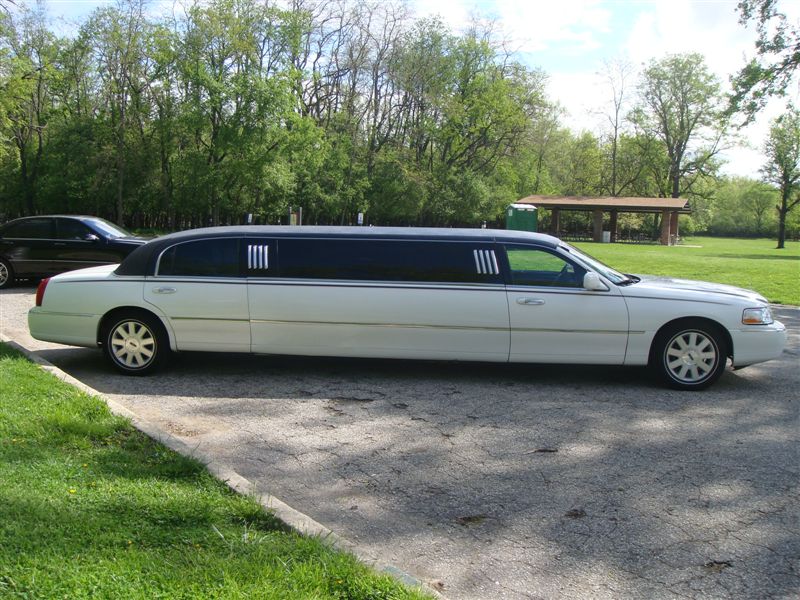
(35, 278), (50, 307)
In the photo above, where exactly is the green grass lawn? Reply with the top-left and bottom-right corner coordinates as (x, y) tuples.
(574, 237), (800, 306)
(0, 344), (430, 600)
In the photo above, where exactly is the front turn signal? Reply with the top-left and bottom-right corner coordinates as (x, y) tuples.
(742, 307), (773, 325)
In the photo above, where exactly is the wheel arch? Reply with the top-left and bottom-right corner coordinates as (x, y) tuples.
(97, 306), (176, 351)
(649, 316), (733, 365)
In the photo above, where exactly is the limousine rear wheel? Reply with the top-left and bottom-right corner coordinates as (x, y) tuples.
(652, 320), (728, 391)
(102, 310), (168, 375)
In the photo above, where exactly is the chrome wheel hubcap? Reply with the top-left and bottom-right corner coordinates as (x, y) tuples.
(0, 263), (7, 285)
(665, 331), (717, 383)
(110, 321), (155, 369)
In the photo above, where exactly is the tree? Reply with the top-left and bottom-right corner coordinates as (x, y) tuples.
(633, 54), (726, 199)
(84, 0), (150, 224)
(597, 58), (635, 196)
(762, 105), (800, 248)
(731, 0), (800, 123)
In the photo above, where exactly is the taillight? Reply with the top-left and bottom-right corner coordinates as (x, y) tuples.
(35, 278), (50, 307)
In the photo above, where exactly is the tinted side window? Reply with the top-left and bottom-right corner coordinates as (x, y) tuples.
(2, 218), (54, 239)
(158, 238), (240, 277)
(57, 219), (92, 240)
(504, 245), (585, 288)
(278, 239), (501, 284)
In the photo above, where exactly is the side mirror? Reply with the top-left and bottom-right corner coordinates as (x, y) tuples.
(583, 271), (609, 292)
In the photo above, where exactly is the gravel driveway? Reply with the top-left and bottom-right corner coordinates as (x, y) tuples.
(2, 286), (798, 599)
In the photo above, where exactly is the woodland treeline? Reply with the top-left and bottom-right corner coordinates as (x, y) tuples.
(0, 0), (797, 239)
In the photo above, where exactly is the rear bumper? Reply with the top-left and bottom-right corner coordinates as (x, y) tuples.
(28, 307), (100, 348)
(730, 320), (787, 367)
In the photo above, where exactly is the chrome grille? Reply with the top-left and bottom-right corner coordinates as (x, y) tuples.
(473, 249), (499, 275)
(248, 244), (269, 270)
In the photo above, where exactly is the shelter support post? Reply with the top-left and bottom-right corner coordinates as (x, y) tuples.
(610, 210), (618, 243)
(593, 209), (604, 243)
(670, 211), (679, 243)
(660, 210), (673, 245)
(551, 208), (561, 236)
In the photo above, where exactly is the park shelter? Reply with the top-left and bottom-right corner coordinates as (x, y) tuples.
(515, 195), (691, 245)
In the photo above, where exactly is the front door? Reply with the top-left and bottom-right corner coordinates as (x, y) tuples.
(502, 244), (629, 364)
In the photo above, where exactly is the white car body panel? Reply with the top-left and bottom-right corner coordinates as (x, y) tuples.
(248, 280), (510, 361)
(506, 285), (629, 364)
(28, 265), (153, 347)
(143, 278), (250, 352)
(620, 276), (786, 367)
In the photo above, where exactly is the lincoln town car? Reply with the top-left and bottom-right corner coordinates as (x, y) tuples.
(28, 227), (786, 390)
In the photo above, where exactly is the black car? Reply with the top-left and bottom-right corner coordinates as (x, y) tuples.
(0, 215), (147, 288)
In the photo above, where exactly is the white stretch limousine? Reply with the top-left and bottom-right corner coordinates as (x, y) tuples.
(28, 226), (786, 390)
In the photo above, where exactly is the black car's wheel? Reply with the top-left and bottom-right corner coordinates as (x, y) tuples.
(102, 311), (169, 375)
(651, 320), (728, 390)
(0, 258), (14, 289)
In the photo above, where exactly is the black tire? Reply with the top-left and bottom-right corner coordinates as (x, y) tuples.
(102, 310), (169, 375)
(651, 320), (728, 390)
(0, 258), (14, 289)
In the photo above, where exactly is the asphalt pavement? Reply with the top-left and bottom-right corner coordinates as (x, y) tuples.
(1, 286), (798, 599)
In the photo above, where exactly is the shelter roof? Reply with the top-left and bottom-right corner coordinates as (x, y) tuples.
(517, 195), (691, 213)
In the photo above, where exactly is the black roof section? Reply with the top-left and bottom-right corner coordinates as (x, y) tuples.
(115, 226), (561, 277)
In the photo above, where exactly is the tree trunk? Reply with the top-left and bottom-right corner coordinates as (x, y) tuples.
(777, 204), (787, 249)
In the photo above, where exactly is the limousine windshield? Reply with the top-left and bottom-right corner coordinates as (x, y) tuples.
(561, 243), (630, 285)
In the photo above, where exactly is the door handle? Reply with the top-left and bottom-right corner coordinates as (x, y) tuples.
(516, 297), (545, 306)
(152, 287), (177, 294)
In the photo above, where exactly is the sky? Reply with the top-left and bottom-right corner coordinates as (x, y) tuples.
(35, 0), (800, 178)
(410, 0), (800, 178)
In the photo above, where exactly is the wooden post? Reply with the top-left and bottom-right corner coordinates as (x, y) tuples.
(551, 208), (561, 236)
(670, 211), (679, 244)
(610, 210), (618, 243)
(593, 209), (604, 243)
(659, 210), (671, 245)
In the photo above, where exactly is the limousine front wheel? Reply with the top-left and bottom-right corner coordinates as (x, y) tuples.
(102, 311), (168, 375)
(652, 320), (728, 390)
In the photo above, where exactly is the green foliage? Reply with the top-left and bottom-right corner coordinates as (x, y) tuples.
(707, 177), (779, 236)
(762, 105), (800, 247)
(730, 0), (800, 123)
(0, 1), (775, 233)
(633, 53), (726, 199)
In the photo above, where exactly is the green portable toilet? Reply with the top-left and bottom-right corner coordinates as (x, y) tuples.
(506, 203), (538, 232)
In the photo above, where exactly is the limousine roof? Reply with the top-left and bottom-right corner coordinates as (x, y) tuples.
(115, 226), (561, 276)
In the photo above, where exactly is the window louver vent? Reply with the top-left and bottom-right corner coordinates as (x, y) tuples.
(473, 249), (499, 275)
(248, 244), (269, 270)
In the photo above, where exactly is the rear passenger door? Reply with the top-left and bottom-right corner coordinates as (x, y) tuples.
(502, 244), (629, 364)
(143, 237), (250, 352)
(0, 217), (56, 276)
(247, 238), (510, 361)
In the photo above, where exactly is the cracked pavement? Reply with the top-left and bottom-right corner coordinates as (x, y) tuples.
(2, 287), (798, 599)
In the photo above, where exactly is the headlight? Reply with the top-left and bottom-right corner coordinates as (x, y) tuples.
(742, 307), (773, 325)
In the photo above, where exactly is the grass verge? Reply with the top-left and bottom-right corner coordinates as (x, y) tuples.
(574, 236), (799, 306)
(0, 344), (430, 600)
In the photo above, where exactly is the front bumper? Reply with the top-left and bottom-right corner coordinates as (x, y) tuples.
(730, 320), (787, 368)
